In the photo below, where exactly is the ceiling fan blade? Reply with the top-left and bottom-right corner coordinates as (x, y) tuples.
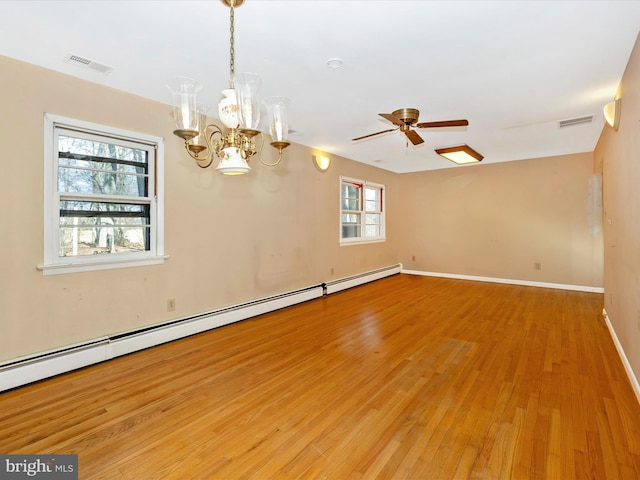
(404, 129), (424, 145)
(415, 119), (469, 128)
(352, 128), (398, 141)
(379, 113), (405, 126)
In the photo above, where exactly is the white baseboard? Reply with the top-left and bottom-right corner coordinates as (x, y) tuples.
(401, 269), (604, 293)
(0, 265), (402, 392)
(602, 309), (640, 405)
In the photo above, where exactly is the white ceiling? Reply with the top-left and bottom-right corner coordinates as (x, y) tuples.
(1, 1), (639, 173)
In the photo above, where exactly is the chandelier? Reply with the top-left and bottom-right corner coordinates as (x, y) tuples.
(167, 0), (290, 175)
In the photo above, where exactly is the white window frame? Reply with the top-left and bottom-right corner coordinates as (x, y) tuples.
(340, 176), (386, 245)
(39, 113), (165, 275)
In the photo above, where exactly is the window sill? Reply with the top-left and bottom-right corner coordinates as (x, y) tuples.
(37, 255), (169, 276)
(340, 237), (386, 246)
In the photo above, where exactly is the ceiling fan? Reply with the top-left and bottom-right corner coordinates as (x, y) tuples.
(352, 108), (468, 145)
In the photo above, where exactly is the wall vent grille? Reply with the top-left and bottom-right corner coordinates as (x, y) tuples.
(64, 54), (114, 75)
(558, 115), (594, 128)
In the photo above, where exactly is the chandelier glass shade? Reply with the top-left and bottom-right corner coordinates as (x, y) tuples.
(167, 77), (201, 136)
(167, 0), (290, 175)
(234, 72), (262, 132)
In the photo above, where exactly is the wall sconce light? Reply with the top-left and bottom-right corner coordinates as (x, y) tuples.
(603, 98), (621, 131)
(435, 144), (484, 165)
(313, 154), (331, 172)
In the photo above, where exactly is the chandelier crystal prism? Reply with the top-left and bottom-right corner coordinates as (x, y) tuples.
(167, 0), (290, 175)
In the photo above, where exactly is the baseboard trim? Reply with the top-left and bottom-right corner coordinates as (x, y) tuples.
(602, 309), (640, 405)
(401, 269), (604, 293)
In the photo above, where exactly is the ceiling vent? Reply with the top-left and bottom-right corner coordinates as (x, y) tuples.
(558, 115), (594, 128)
(64, 54), (114, 75)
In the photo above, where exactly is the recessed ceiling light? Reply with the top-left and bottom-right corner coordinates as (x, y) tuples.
(326, 58), (343, 69)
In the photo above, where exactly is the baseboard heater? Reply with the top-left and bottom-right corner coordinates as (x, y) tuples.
(0, 265), (400, 392)
(324, 264), (401, 294)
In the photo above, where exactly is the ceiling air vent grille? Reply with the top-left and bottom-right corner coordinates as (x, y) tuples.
(558, 115), (594, 128)
(64, 54), (114, 75)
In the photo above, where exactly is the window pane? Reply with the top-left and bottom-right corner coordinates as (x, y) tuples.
(365, 213), (382, 238)
(365, 187), (379, 201)
(342, 225), (361, 238)
(365, 225), (381, 237)
(341, 183), (360, 211)
(342, 198), (360, 210)
(58, 200), (150, 257)
(59, 224), (150, 257)
(364, 187), (381, 212)
(342, 213), (360, 225)
(341, 213), (361, 238)
(365, 214), (381, 225)
(58, 135), (149, 197)
(58, 166), (148, 197)
(342, 213), (360, 223)
(342, 184), (360, 198)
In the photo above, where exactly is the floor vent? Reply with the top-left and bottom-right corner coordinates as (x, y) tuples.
(558, 115), (594, 128)
(64, 54), (114, 75)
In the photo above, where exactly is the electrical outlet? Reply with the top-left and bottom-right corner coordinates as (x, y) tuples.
(167, 298), (176, 312)
(534, 262), (541, 270)
(412, 255), (416, 261)
(331, 267), (334, 275)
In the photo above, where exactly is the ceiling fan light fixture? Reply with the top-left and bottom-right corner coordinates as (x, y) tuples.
(435, 144), (483, 165)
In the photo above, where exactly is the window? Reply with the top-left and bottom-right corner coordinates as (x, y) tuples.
(40, 114), (164, 275)
(340, 177), (385, 244)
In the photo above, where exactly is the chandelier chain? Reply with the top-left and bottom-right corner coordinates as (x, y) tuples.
(229, 0), (235, 87)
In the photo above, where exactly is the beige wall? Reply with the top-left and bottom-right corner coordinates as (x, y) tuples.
(397, 153), (603, 288)
(0, 55), (399, 361)
(0, 53), (604, 364)
(595, 35), (640, 382)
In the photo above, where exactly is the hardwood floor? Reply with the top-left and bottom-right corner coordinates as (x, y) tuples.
(1, 275), (639, 479)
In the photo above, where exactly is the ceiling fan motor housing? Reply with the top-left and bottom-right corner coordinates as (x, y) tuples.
(392, 108), (420, 125)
